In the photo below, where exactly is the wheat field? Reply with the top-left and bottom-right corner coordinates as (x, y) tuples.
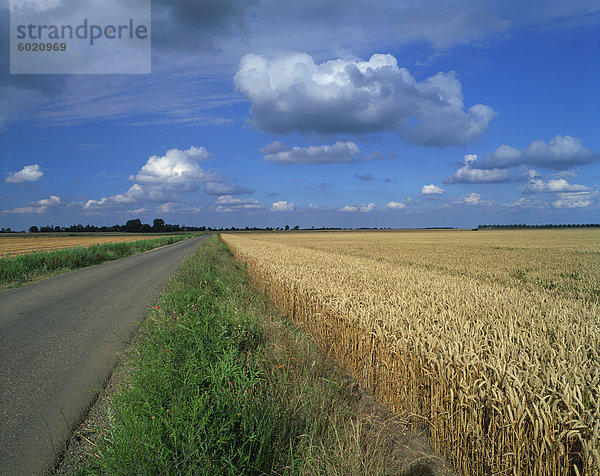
(222, 229), (600, 475)
(0, 234), (175, 257)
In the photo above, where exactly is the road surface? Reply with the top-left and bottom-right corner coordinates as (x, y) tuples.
(0, 235), (209, 475)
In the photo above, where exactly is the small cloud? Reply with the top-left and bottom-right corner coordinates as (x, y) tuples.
(271, 200), (295, 212)
(463, 192), (481, 204)
(523, 178), (588, 194)
(384, 178), (393, 183)
(339, 205), (358, 212)
(5, 164), (44, 183)
(366, 151), (383, 161)
(421, 184), (446, 195)
(215, 195), (264, 212)
(463, 154), (478, 163)
(360, 203), (375, 212)
(259, 141), (289, 155)
(355, 174), (374, 181)
(204, 182), (253, 195)
(156, 202), (202, 214)
(477, 135), (599, 170)
(4, 195), (61, 214)
(552, 192), (595, 209)
(444, 163), (513, 184)
(386, 201), (406, 210)
(263, 141), (360, 164)
(503, 197), (544, 209)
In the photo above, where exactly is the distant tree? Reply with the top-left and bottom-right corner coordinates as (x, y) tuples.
(293, 225), (299, 230)
(153, 218), (165, 232)
(125, 218), (143, 233)
(284, 225), (290, 231)
(29, 225), (39, 233)
(141, 223), (152, 233)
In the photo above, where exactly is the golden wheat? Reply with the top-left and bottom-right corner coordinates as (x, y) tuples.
(222, 230), (600, 475)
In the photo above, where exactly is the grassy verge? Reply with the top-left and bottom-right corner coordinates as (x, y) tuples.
(0, 234), (195, 289)
(67, 236), (452, 475)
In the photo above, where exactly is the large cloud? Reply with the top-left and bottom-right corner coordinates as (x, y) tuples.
(552, 192), (595, 209)
(83, 146), (252, 210)
(477, 136), (599, 170)
(262, 141), (360, 164)
(234, 53), (496, 146)
(5, 164), (44, 183)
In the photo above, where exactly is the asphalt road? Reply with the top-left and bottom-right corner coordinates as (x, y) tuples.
(0, 235), (209, 475)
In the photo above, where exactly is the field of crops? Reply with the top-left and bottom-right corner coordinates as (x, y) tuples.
(222, 229), (600, 475)
(0, 234), (176, 257)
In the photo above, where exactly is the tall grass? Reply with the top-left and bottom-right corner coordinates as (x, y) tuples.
(71, 235), (451, 475)
(0, 235), (193, 288)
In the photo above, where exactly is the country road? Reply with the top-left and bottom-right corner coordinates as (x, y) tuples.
(0, 235), (209, 475)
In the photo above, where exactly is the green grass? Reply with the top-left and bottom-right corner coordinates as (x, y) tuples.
(69, 236), (449, 475)
(0, 235), (195, 289)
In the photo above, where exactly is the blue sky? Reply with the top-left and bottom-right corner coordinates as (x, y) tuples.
(1, 0), (599, 230)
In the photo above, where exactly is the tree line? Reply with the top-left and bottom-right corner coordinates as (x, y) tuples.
(477, 224), (600, 229)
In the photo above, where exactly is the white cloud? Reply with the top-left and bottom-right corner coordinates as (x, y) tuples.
(4, 195), (61, 214)
(235, 52), (496, 146)
(478, 135), (599, 170)
(259, 141), (289, 155)
(386, 201), (406, 210)
(421, 184), (445, 195)
(463, 192), (481, 204)
(5, 164), (44, 183)
(271, 200), (295, 212)
(552, 192), (594, 209)
(360, 203), (375, 212)
(445, 152), (513, 183)
(339, 205), (358, 212)
(445, 165), (514, 183)
(156, 202), (202, 214)
(215, 195), (264, 212)
(131, 146), (212, 185)
(262, 141), (360, 164)
(503, 197), (544, 209)
(523, 178), (588, 194)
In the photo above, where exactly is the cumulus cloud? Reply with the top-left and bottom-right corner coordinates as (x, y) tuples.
(262, 141), (360, 164)
(463, 192), (481, 204)
(215, 195), (264, 212)
(360, 203), (375, 212)
(552, 192), (595, 209)
(445, 153), (513, 184)
(477, 136), (599, 170)
(386, 201), (406, 210)
(421, 184), (445, 195)
(523, 178), (588, 194)
(5, 164), (44, 183)
(339, 203), (374, 212)
(131, 146), (212, 185)
(445, 166), (514, 183)
(4, 195), (61, 214)
(271, 200), (295, 212)
(82, 146), (252, 210)
(234, 53), (496, 146)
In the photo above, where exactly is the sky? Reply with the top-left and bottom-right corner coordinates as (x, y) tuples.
(1, 0), (599, 230)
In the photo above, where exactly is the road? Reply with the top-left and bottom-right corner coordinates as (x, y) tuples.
(0, 235), (209, 475)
